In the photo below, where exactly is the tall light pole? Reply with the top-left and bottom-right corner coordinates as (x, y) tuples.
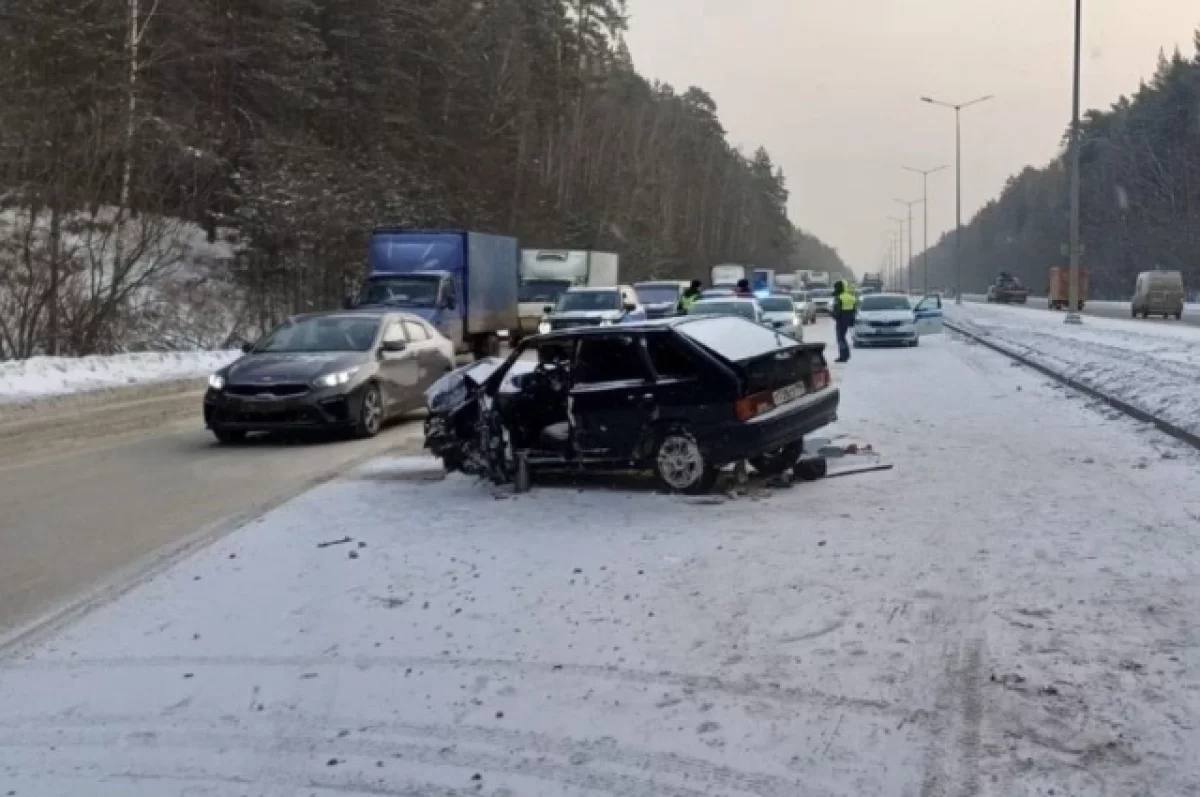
(1065, 0), (1084, 324)
(902, 164), (948, 296)
(920, 94), (993, 304)
(893, 198), (923, 294)
(887, 216), (905, 290)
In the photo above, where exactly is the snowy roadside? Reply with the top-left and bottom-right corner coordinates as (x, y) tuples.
(0, 350), (237, 405)
(2, 327), (1200, 795)
(948, 302), (1200, 439)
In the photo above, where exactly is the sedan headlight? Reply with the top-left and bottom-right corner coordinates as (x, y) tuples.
(313, 367), (359, 388)
(538, 320), (551, 334)
(599, 318), (615, 326)
(208, 373), (225, 390)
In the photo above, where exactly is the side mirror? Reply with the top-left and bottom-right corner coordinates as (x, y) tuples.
(240, 342), (254, 353)
(623, 302), (637, 313)
(543, 305), (554, 315)
(380, 339), (407, 354)
(443, 295), (456, 310)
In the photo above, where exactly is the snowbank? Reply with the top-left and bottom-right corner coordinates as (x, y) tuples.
(948, 302), (1200, 438)
(0, 350), (238, 404)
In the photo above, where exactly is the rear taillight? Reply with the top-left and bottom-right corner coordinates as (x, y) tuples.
(735, 390), (776, 421)
(811, 368), (831, 391)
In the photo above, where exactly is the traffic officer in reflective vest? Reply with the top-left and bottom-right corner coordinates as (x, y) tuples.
(831, 280), (857, 362)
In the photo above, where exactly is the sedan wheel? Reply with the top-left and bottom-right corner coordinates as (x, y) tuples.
(354, 384), (384, 438)
(655, 431), (717, 494)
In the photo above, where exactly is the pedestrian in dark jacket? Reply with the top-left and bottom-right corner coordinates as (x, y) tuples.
(734, 278), (753, 297)
(832, 280), (856, 362)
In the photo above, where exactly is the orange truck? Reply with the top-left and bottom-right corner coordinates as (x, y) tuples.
(1047, 266), (1088, 310)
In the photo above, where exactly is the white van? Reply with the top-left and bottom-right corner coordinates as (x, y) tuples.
(1131, 270), (1185, 319)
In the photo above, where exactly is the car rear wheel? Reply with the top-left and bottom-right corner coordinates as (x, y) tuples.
(353, 384), (384, 438)
(212, 427), (246, 445)
(749, 441), (803, 476)
(654, 431), (717, 494)
(910, 337), (920, 347)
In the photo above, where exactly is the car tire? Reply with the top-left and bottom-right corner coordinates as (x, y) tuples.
(1176, 311), (1183, 320)
(749, 441), (803, 476)
(212, 427), (246, 444)
(1131, 307), (1137, 318)
(795, 457), (828, 481)
(654, 430), (718, 494)
(910, 337), (920, 347)
(353, 383), (384, 439)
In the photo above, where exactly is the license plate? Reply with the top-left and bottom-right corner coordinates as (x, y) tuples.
(773, 382), (807, 407)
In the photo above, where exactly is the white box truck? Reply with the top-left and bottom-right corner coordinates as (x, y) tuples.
(513, 250), (620, 341)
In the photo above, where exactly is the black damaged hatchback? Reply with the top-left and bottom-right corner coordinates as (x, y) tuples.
(424, 315), (840, 493)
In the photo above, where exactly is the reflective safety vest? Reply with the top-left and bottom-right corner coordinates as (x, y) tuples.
(837, 291), (856, 311)
(680, 293), (700, 313)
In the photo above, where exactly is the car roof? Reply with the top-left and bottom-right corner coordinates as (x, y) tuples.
(288, 309), (422, 324)
(565, 286), (621, 293)
(694, 296), (758, 303)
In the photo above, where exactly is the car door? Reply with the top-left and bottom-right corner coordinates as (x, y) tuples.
(403, 319), (442, 394)
(914, 295), (944, 335)
(378, 319), (421, 412)
(568, 334), (657, 459)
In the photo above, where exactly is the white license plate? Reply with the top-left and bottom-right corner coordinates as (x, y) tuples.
(773, 382), (807, 407)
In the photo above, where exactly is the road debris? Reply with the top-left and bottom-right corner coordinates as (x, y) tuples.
(316, 536), (352, 549)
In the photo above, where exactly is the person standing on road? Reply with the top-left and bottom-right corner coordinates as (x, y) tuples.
(831, 280), (856, 362)
(678, 280), (703, 314)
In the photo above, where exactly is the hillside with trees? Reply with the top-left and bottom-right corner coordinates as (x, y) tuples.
(0, 0), (811, 357)
(917, 34), (1200, 299)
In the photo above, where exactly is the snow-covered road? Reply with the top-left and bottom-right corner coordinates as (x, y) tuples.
(947, 301), (1200, 441)
(2, 323), (1200, 795)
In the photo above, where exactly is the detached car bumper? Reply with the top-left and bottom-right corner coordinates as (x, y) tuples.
(700, 386), (839, 465)
(204, 384), (363, 431)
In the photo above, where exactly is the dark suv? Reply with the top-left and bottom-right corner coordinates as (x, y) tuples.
(424, 316), (840, 492)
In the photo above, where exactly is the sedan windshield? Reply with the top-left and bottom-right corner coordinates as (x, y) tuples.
(635, 285), (681, 304)
(557, 291), (620, 312)
(860, 295), (913, 311)
(759, 297), (794, 312)
(358, 276), (440, 307)
(691, 301), (757, 319)
(255, 316), (380, 353)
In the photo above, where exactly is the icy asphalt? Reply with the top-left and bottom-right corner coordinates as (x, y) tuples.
(2, 322), (1200, 796)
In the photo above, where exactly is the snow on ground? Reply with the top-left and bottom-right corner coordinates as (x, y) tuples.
(0, 350), (237, 404)
(949, 301), (1200, 439)
(2, 323), (1200, 795)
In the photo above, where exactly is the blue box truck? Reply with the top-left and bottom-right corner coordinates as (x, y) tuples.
(357, 229), (519, 358)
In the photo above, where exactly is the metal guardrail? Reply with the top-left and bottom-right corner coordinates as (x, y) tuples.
(944, 319), (1200, 451)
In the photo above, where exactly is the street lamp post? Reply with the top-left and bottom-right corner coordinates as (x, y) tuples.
(902, 164), (948, 296)
(920, 94), (993, 304)
(893, 198), (923, 294)
(887, 216), (905, 290)
(1065, 0), (1084, 324)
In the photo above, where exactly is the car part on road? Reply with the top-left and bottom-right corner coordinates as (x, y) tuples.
(794, 457), (829, 481)
(748, 441), (803, 476)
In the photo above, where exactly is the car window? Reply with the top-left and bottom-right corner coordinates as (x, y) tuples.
(759, 297), (793, 312)
(574, 336), (649, 384)
(678, 317), (795, 361)
(258, 316), (381, 352)
(403, 321), (428, 341)
(646, 333), (699, 379)
(382, 321), (406, 343)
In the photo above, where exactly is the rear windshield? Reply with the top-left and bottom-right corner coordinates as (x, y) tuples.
(759, 297), (793, 311)
(691, 301), (757, 319)
(557, 291), (619, 312)
(860, 295), (912, 311)
(635, 285), (681, 304)
(678, 317), (795, 362)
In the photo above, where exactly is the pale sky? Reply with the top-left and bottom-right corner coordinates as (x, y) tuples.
(625, 1), (1200, 272)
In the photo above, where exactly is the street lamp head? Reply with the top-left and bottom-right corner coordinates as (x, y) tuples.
(920, 96), (935, 104)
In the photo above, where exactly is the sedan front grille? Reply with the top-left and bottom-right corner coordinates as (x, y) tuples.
(225, 383), (310, 397)
(868, 320), (905, 328)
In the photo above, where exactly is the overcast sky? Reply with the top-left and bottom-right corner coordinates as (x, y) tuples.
(625, 1), (1200, 272)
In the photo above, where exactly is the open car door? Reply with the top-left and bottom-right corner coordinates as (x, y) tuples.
(914, 295), (944, 336)
(568, 334), (657, 459)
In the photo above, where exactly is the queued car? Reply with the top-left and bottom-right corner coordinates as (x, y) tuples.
(634, 280), (689, 319)
(986, 272), (1030, 304)
(758, 294), (803, 340)
(689, 297), (763, 323)
(204, 311), (454, 443)
(790, 290), (818, 325)
(540, 285), (645, 333)
(852, 293), (945, 348)
(809, 287), (835, 315)
(699, 287), (735, 299)
(424, 316), (840, 493)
